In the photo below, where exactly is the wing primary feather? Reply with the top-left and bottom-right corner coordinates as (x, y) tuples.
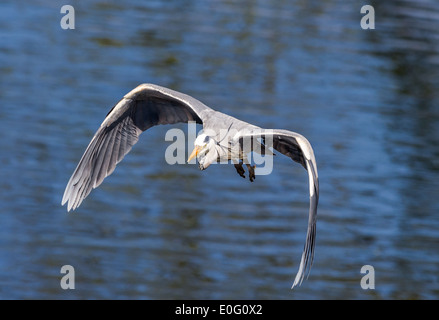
(237, 129), (318, 288)
(108, 125), (122, 175)
(62, 84), (210, 211)
(292, 158), (319, 288)
(94, 126), (118, 187)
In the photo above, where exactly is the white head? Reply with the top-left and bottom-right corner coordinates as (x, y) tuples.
(187, 133), (217, 170)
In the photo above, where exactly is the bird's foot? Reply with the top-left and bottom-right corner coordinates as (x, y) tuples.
(234, 163), (246, 179)
(246, 164), (256, 182)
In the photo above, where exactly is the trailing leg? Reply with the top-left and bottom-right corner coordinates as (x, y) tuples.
(234, 162), (246, 179)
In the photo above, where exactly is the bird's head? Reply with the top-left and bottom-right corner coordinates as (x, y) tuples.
(187, 133), (217, 170)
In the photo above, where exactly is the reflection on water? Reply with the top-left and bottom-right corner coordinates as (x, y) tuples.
(0, 0), (438, 299)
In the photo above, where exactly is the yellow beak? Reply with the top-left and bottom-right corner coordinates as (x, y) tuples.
(187, 146), (201, 163)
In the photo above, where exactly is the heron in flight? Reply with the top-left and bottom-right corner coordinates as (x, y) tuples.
(62, 83), (319, 288)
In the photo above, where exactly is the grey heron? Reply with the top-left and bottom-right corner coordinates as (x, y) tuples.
(62, 83), (319, 288)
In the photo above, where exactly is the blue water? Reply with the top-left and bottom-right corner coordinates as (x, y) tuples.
(1, 0), (438, 299)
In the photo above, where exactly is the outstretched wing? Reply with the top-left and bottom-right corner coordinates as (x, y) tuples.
(62, 83), (212, 211)
(238, 129), (319, 288)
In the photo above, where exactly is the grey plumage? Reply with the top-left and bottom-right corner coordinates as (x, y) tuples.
(62, 83), (319, 288)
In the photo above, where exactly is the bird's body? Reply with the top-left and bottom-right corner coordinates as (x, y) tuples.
(62, 83), (319, 288)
